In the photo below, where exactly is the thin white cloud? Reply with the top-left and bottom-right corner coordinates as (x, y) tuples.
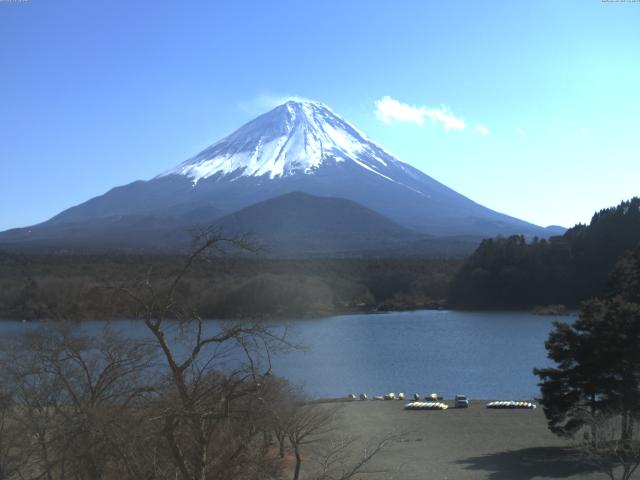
(375, 96), (465, 131)
(475, 125), (490, 136)
(516, 127), (525, 135)
(238, 93), (313, 114)
(375, 97), (427, 125)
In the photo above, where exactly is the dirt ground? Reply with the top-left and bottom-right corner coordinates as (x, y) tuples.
(304, 400), (613, 480)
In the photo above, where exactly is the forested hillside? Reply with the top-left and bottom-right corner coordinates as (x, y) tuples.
(0, 253), (458, 320)
(449, 198), (640, 309)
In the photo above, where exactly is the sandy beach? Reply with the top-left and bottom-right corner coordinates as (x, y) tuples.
(305, 400), (608, 480)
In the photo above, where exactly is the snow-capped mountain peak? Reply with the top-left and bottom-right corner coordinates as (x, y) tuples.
(1, 99), (554, 247)
(160, 100), (405, 183)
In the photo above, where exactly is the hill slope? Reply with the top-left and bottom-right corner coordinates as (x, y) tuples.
(449, 197), (640, 308)
(214, 191), (417, 252)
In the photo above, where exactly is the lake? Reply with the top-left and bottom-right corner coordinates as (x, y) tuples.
(0, 310), (571, 400)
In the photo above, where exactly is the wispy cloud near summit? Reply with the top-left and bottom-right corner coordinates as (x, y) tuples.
(239, 93), (317, 115)
(374, 96), (465, 130)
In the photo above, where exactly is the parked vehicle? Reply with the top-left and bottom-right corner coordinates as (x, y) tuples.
(454, 394), (469, 408)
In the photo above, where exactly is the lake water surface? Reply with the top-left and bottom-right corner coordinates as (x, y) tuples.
(0, 310), (571, 400)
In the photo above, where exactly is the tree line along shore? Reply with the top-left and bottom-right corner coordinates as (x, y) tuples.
(0, 254), (456, 321)
(1, 197), (639, 321)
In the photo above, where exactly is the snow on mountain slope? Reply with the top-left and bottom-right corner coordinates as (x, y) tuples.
(160, 100), (418, 190)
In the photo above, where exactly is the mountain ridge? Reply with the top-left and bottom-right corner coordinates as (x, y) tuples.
(0, 192), (481, 257)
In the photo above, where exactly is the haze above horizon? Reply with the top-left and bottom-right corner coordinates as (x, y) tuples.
(1, 0), (639, 231)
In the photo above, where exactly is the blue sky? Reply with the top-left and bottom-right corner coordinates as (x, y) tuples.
(1, 0), (639, 231)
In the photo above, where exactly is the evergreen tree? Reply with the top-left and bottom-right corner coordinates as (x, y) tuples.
(609, 248), (640, 303)
(535, 249), (640, 449)
(536, 300), (640, 441)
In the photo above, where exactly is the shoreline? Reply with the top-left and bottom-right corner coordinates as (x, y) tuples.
(309, 400), (602, 479)
(0, 304), (447, 323)
(0, 305), (578, 323)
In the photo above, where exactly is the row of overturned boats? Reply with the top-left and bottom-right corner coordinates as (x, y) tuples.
(403, 400), (537, 411)
(485, 401), (536, 409)
(346, 394), (537, 410)
(347, 393), (443, 402)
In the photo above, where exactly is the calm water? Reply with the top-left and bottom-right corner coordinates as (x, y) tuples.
(0, 310), (571, 400)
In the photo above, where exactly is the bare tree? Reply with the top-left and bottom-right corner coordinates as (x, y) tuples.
(260, 379), (396, 480)
(577, 412), (640, 480)
(0, 324), (157, 480)
(117, 232), (292, 480)
(284, 400), (341, 480)
(312, 434), (397, 480)
(260, 376), (297, 460)
(0, 385), (25, 480)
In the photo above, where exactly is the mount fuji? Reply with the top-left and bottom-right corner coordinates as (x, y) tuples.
(0, 100), (562, 254)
